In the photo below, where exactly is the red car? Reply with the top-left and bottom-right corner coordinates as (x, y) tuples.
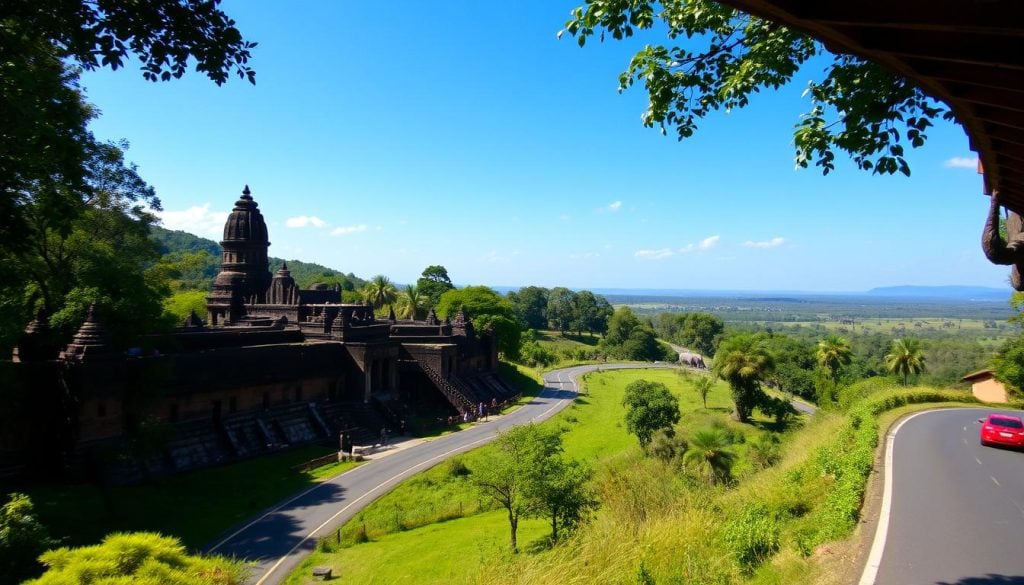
(980, 414), (1024, 448)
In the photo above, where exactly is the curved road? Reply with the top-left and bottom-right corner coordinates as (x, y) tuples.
(864, 407), (1024, 585)
(205, 363), (677, 584)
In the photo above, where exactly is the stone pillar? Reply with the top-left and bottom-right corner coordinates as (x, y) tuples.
(364, 360), (373, 402)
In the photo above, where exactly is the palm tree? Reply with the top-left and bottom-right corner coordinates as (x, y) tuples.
(362, 275), (398, 311)
(396, 284), (426, 319)
(712, 335), (774, 422)
(693, 376), (714, 409)
(683, 428), (736, 485)
(885, 338), (926, 386)
(816, 334), (853, 385)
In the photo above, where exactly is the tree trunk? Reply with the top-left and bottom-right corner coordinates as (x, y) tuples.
(508, 509), (518, 553)
(550, 511), (558, 542)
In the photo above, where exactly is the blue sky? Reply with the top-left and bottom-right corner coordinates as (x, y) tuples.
(79, 0), (1008, 292)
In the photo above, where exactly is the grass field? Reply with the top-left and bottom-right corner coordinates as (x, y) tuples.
(287, 365), (787, 584)
(25, 445), (360, 549)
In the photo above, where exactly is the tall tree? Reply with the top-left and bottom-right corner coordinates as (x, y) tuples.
(885, 338), (926, 386)
(525, 457), (595, 543)
(622, 379), (681, 447)
(362, 275), (398, 311)
(562, 0), (948, 177)
(546, 287), (575, 333)
(678, 313), (725, 357)
(436, 286), (522, 359)
(508, 286), (549, 330)
(416, 265), (454, 308)
(396, 283), (426, 319)
(473, 424), (562, 553)
(816, 335), (853, 386)
(713, 334), (774, 422)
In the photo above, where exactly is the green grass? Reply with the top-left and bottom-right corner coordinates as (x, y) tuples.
(293, 365), (791, 582)
(286, 511), (549, 585)
(25, 446), (361, 548)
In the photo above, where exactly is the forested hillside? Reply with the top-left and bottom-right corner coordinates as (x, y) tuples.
(150, 226), (367, 291)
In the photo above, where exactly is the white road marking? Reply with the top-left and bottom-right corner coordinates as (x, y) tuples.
(859, 409), (939, 585)
(991, 476), (1001, 487)
(975, 457), (983, 465)
(253, 365), (591, 584)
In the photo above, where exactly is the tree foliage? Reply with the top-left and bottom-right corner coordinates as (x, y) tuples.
(683, 427), (736, 485)
(713, 333), (774, 422)
(992, 335), (1024, 396)
(436, 286), (522, 359)
(0, 493), (54, 585)
(884, 337), (926, 386)
(416, 265), (454, 308)
(561, 0), (951, 176)
(507, 286), (550, 330)
(26, 532), (245, 585)
(622, 379), (681, 447)
(362, 274), (398, 311)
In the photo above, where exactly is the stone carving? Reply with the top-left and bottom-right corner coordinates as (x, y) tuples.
(982, 192), (1024, 290)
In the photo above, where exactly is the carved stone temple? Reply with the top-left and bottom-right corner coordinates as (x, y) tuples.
(2, 187), (519, 482)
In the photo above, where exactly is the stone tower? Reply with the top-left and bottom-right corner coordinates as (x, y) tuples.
(207, 186), (272, 325)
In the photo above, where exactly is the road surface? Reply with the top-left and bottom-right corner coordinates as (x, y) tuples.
(205, 362), (676, 584)
(865, 407), (1024, 585)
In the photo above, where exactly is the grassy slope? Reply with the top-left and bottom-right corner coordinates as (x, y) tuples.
(26, 446), (359, 548)
(288, 366), (775, 584)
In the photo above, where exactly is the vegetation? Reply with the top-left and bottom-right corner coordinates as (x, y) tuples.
(416, 265), (454, 308)
(0, 493), (55, 585)
(24, 445), (358, 550)
(562, 0), (951, 176)
(622, 379), (681, 447)
(436, 286), (522, 359)
(362, 274), (398, 311)
(653, 311), (725, 356)
(600, 307), (674, 362)
(884, 338), (927, 386)
(713, 334), (775, 422)
(26, 532), (244, 585)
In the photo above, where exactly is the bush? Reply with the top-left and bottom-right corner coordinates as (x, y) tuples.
(648, 428), (688, 463)
(748, 434), (781, 470)
(446, 457), (471, 477)
(723, 504), (780, 571)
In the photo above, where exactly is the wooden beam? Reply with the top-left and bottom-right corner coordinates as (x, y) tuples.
(947, 83), (1024, 113)
(906, 60), (1024, 93)
(850, 30), (1024, 70)
(749, 0), (1024, 34)
(986, 125), (1024, 148)
(974, 107), (1024, 131)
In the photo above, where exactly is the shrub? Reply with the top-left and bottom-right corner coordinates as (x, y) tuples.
(446, 457), (471, 477)
(723, 504), (780, 572)
(648, 428), (688, 463)
(748, 434), (781, 470)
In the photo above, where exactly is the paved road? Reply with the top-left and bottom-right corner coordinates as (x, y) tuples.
(205, 363), (677, 584)
(867, 407), (1024, 585)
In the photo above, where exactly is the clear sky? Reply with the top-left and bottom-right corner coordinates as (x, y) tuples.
(78, 0), (1009, 292)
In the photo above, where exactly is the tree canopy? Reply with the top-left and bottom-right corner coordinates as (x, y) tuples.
(713, 333), (774, 422)
(436, 286), (522, 359)
(622, 379), (681, 447)
(416, 265), (454, 308)
(562, 0), (950, 176)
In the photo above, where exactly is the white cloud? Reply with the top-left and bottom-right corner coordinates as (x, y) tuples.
(742, 237), (786, 249)
(635, 248), (674, 260)
(484, 249), (520, 263)
(569, 252), (600, 260)
(944, 156), (978, 169)
(285, 215), (326, 228)
(699, 235), (720, 250)
(678, 235), (719, 254)
(607, 200), (622, 212)
(156, 204), (229, 237)
(331, 224), (368, 236)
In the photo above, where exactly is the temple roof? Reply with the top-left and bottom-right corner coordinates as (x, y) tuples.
(717, 0), (1024, 212)
(223, 185), (270, 243)
(60, 303), (116, 362)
